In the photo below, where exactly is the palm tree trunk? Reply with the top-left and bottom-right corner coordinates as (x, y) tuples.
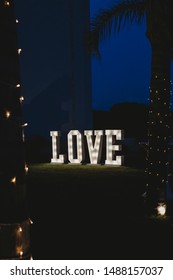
(146, 43), (171, 214)
(0, 0), (31, 259)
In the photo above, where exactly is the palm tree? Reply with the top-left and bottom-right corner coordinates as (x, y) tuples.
(0, 0), (31, 259)
(89, 0), (173, 215)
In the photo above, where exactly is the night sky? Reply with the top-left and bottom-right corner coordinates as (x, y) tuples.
(15, 0), (173, 111)
(90, 0), (173, 111)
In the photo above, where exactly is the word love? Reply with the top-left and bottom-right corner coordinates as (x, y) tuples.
(50, 129), (124, 166)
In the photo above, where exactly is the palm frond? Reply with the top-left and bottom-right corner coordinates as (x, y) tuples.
(88, 0), (147, 55)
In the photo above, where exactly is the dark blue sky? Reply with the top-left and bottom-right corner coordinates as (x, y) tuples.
(90, 0), (151, 110)
(90, 0), (173, 111)
(16, 0), (172, 111)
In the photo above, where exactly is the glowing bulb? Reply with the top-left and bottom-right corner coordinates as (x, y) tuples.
(19, 96), (24, 103)
(6, 110), (11, 118)
(22, 123), (28, 127)
(16, 19), (19, 23)
(16, 84), (21, 88)
(157, 203), (166, 216)
(18, 227), (22, 232)
(4, 1), (10, 6)
(11, 177), (16, 184)
(29, 218), (33, 224)
(20, 251), (23, 257)
(25, 164), (29, 173)
(18, 48), (22, 54)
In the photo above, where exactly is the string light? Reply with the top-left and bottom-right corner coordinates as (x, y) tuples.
(6, 110), (11, 119)
(19, 96), (24, 103)
(157, 203), (166, 216)
(146, 76), (172, 210)
(4, 1), (10, 6)
(18, 226), (22, 232)
(29, 218), (33, 224)
(17, 48), (22, 54)
(22, 123), (28, 127)
(2, 0), (31, 260)
(10, 177), (16, 184)
(25, 164), (29, 174)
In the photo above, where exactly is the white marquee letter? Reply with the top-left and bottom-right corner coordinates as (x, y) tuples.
(50, 131), (65, 163)
(68, 130), (84, 164)
(105, 130), (123, 165)
(84, 130), (103, 164)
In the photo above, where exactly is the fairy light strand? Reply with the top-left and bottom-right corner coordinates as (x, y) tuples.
(145, 72), (172, 215)
(0, 0), (33, 260)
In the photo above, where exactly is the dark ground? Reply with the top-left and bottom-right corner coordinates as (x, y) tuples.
(26, 164), (173, 260)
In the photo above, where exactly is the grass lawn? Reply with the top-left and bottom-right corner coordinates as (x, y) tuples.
(27, 163), (146, 193)
(26, 164), (173, 260)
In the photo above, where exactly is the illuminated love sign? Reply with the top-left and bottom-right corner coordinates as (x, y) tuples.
(50, 129), (124, 166)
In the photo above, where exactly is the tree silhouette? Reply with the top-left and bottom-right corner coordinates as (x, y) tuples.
(89, 0), (173, 215)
